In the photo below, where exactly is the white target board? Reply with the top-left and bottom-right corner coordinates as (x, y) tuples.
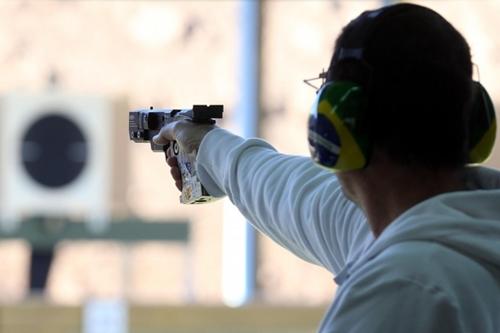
(0, 92), (112, 231)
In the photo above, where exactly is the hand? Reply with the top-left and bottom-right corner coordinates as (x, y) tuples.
(165, 154), (182, 191)
(152, 120), (216, 191)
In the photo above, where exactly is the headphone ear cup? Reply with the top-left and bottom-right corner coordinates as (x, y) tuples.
(308, 81), (370, 171)
(468, 81), (496, 164)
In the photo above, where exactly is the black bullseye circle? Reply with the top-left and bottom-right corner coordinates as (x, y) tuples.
(21, 113), (88, 188)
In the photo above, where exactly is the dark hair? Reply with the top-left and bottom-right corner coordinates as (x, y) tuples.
(328, 3), (473, 167)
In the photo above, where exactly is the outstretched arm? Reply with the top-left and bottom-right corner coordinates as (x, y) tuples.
(155, 124), (372, 274)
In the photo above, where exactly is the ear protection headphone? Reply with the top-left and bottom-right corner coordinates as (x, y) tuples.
(308, 5), (497, 171)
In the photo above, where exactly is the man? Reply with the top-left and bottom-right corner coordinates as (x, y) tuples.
(154, 3), (500, 332)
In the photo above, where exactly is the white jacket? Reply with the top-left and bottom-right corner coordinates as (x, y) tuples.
(197, 128), (500, 332)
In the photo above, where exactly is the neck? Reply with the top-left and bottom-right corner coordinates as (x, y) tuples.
(341, 160), (467, 238)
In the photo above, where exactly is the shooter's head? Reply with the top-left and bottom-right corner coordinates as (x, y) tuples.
(325, 3), (474, 169)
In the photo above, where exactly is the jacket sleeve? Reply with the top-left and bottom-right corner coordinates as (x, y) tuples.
(196, 128), (370, 274)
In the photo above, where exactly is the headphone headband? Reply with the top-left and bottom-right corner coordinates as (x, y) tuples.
(334, 4), (426, 65)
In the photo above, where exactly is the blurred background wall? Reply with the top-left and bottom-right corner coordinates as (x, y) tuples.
(0, 0), (499, 331)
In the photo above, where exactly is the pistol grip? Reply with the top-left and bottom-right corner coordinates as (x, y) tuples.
(173, 142), (218, 204)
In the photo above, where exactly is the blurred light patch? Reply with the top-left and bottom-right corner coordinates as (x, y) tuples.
(290, 23), (322, 54)
(129, 6), (181, 47)
(222, 200), (250, 307)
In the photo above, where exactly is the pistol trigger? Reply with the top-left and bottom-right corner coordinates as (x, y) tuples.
(173, 141), (180, 155)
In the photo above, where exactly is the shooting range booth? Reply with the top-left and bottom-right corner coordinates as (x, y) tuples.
(0, 217), (190, 294)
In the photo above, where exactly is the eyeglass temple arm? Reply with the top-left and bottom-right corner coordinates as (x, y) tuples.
(303, 70), (328, 90)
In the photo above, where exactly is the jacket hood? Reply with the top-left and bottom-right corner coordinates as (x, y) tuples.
(370, 188), (500, 270)
(336, 167), (500, 285)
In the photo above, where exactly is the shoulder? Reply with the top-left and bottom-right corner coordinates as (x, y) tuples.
(358, 241), (472, 287)
(326, 239), (500, 332)
(326, 245), (463, 333)
(342, 239), (497, 313)
(330, 243), (460, 321)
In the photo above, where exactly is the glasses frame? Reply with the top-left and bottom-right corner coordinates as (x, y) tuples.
(303, 69), (328, 92)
